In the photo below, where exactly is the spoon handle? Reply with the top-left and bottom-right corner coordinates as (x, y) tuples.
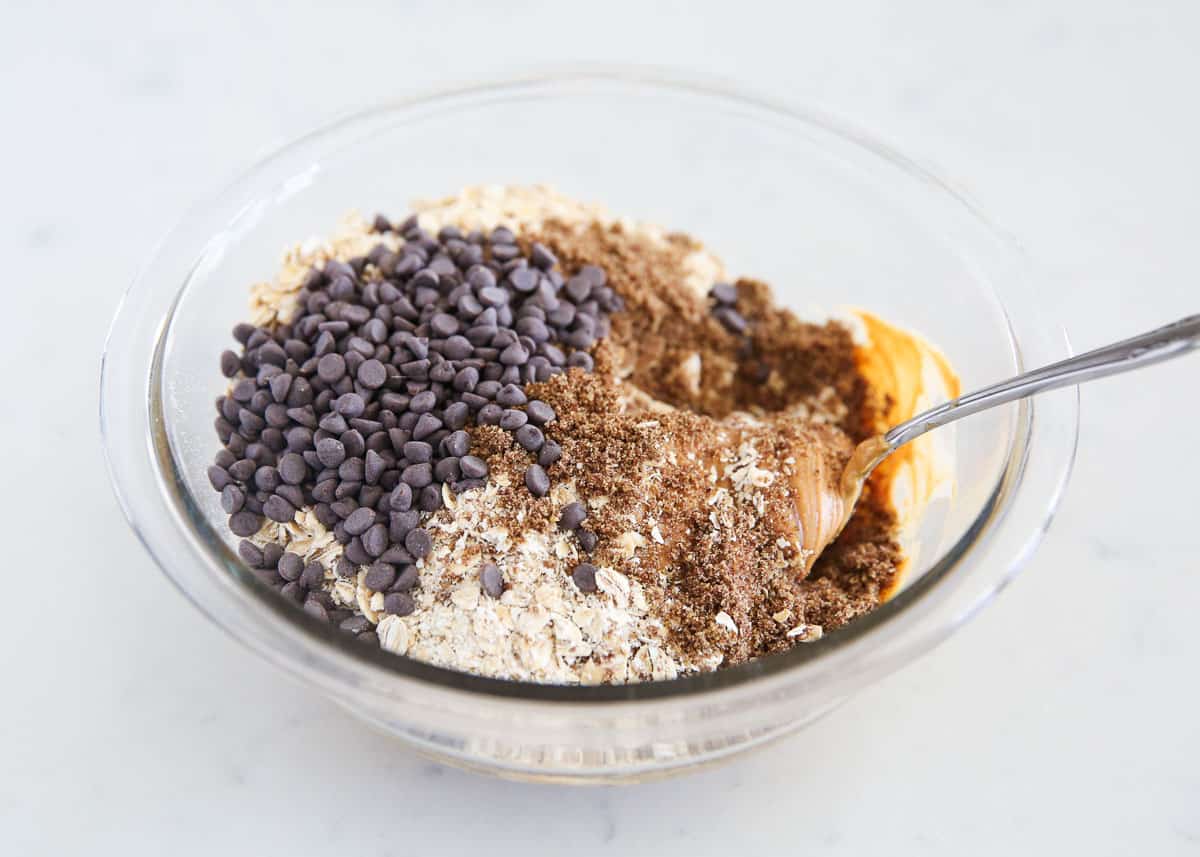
(883, 313), (1200, 450)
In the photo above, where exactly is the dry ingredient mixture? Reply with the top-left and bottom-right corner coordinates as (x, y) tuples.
(206, 186), (909, 684)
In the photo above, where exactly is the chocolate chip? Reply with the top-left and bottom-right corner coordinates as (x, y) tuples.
(572, 563), (598, 593)
(480, 563), (504, 598)
(401, 462), (432, 488)
(388, 483), (413, 511)
(538, 441), (562, 468)
(261, 542), (283, 570)
(300, 562), (325, 590)
(714, 306), (748, 334)
(418, 484), (442, 512)
(220, 485), (245, 514)
(566, 351), (594, 372)
(526, 400), (555, 425)
(525, 464), (550, 497)
(357, 358), (387, 389)
(558, 502), (587, 531)
(238, 540), (264, 567)
(278, 552), (304, 581)
(576, 528), (598, 553)
(277, 453), (307, 485)
(529, 242), (557, 270)
(476, 403), (502, 425)
(710, 282), (738, 304)
(460, 455), (488, 479)
(303, 598), (329, 622)
(335, 392), (365, 418)
(411, 412), (442, 440)
(263, 494), (296, 523)
(344, 506), (376, 536)
(404, 527), (432, 558)
(317, 353), (346, 383)
(364, 562), (396, 591)
(499, 409), (528, 431)
(514, 424), (544, 452)
(363, 523), (388, 558)
(220, 350), (241, 378)
(393, 565), (419, 592)
(315, 437), (346, 468)
(229, 511), (261, 537)
(383, 592), (415, 616)
(495, 383), (527, 407)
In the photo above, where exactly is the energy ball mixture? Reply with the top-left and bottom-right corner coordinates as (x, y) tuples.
(207, 185), (949, 684)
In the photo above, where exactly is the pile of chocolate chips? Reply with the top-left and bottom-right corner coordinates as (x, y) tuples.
(208, 214), (622, 631)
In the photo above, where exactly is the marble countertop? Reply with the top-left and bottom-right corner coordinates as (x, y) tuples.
(4, 1), (1197, 853)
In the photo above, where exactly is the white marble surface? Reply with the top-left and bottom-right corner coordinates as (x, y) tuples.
(4, 1), (1198, 853)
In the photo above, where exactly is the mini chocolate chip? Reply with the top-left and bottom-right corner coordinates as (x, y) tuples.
(383, 592), (415, 616)
(418, 484), (442, 512)
(357, 358), (387, 389)
(525, 400), (556, 425)
(576, 528), (598, 553)
(220, 350), (241, 378)
(277, 452), (307, 485)
(238, 540), (264, 568)
(364, 562), (396, 591)
(263, 494), (296, 523)
(339, 457), (366, 483)
(364, 448), (386, 485)
(480, 563), (504, 598)
(537, 440), (562, 468)
(572, 563), (598, 593)
(460, 455), (488, 479)
(525, 464), (550, 497)
(262, 543), (283, 570)
(714, 306), (748, 334)
(362, 523), (389, 558)
(303, 598), (329, 622)
(441, 401), (469, 430)
(317, 353), (346, 383)
(388, 483), (413, 511)
(476, 403), (502, 425)
(499, 409), (528, 431)
(344, 506), (376, 536)
(402, 440), (433, 463)
(278, 552), (304, 581)
(434, 453), (460, 480)
(412, 412), (442, 440)
(401, 462), (433, 488)
(710, 282), (738, 304)
(514, 424), (544, 452)
(558, 502), (587, 531)
(392, 564), (419, 592)
(495, 383), (527, 407)
(404, 527), (432, 558)
(315, 438), (346, 468)
(229, 511), (261, 537)
(220, 485), (245, 514)
(529, 242), (557, 270)
(335, 392), (366, 418)
(567, 351), (594, 372)
(276, 484), (304, 509)
(299, 561), (325, 590)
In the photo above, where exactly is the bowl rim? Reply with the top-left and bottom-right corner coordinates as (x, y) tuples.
(102, 65), (1079, 706)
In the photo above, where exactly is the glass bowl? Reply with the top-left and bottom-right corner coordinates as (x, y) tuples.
(101, 68), (1077, 783)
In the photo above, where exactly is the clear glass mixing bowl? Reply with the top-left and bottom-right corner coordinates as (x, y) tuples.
(101, 68), (1077, 783)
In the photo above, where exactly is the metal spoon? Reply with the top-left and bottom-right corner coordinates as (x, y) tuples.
(827, 314), (1200, 561)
